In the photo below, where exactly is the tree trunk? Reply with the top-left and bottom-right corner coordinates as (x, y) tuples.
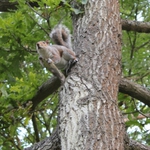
(59, 0), (125, 149)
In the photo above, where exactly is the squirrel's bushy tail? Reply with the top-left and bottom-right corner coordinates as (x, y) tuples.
(50, 24), (72, 49)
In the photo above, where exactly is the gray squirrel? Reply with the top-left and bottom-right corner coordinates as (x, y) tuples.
(36, 25), (78, 76)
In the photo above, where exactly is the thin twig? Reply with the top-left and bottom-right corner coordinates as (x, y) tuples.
(133, 99), (149, 118)
(28, 13), (49, 36)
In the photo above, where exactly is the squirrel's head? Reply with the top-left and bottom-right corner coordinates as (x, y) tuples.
(36, 41), (49, 50)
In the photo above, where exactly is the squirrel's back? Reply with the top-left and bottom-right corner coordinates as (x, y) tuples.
(50, 25), (72, 49)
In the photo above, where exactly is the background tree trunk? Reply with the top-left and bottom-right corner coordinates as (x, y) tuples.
(59, 0), (125, 149)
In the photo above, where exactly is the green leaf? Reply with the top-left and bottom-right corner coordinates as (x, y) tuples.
(24, 116), (31, 126)
(0, 86), (8, 97)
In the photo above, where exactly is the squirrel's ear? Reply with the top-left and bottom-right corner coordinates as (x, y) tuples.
(46, 40), (50, 45)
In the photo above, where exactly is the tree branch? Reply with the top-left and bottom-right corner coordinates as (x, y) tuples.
(119, 78), (150, 107)
(129, 140), (150, 150)
(32, 113), (40, 142)
(30, 76), (61, 110)
(125, 135), (150, 150)
(0, 0), (17, 12)
(124, 114), (150, 122)
(121, 19), (150, 33)
(0, 0), (39, 12)
(24, 126), (60, 150)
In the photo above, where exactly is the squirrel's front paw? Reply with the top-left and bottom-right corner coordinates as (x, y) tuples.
(47, 58), (53, 64)
(72, 58), (78, 65)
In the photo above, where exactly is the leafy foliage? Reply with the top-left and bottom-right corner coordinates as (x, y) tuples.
(0, 0), (72, 149)
(119, 0), (150, 145)
(0, 0), (150, 149)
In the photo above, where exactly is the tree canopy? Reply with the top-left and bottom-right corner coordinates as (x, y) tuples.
(0, 0), (150, 149)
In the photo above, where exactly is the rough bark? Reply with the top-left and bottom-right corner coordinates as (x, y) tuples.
(24, 126), (60, 150)
(58, 0), (125, 149)
(24, 130), (150, 150)
(119, 78), (150, 107)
